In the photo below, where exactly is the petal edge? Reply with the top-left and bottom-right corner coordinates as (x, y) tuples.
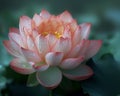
(36, 67), (62, 89)
(62, 64), (93, 81)
(10, 58), (35, 75)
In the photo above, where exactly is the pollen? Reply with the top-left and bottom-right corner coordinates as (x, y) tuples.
(54, 31), (62, 38)
(42, 32), (49, 36)
(41, 31), (62, 38)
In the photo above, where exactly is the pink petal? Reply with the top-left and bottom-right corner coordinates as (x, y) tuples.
(3, 40), (23, 57)
(62, 64), (93, 81)
(35, 35), (49, 55)
(32, 29), (39, 38)
(59, 11), (73, 23)
(59, 56), (84, 69)
(9, 32), (23, 47)
(19, 16), (32, 31)
(27, 35), (36, 51)
(53, 37), (71, 55)
(73, 26), (81, 45)
(45, 52), (64, 66)
(46, 34), (57, 48)
(33, 62), (49, 71)
(80, 23), (91, 39)
(69, 20), (78, 32)
(9, 27), (19, 33)
(21, 48), (40, 62)
(63, 25), (71, 38)
(67, 40), (84, 58)
(33, 14), (42, 26)
(78, 40), (90, 57)
(36, 67), (62, 89)
(10, 58), (35, 75)
(85, 40), (102, 59)
(39, 9), (51, 19)
(19, 16), (32, 42)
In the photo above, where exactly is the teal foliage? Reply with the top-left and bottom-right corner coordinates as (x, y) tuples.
(82, 54), (120, 96)
(0, 0), (120, 96)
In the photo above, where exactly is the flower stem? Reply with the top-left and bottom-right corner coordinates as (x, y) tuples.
(49, 90), (52, 96)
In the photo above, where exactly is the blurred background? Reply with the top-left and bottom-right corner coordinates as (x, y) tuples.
(0, 0), (120, 96)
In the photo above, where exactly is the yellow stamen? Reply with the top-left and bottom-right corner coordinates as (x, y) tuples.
(54, 31), (62, 38)
(41, 31), (62, 38)
(42, 32), (49, 36)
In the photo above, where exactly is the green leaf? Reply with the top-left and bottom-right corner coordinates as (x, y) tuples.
(93, 31), (120, 64)
(82, 54), (120, 96)
(109, 32), (120, 63)
(0, 76), (7, 89)
(27, 72), (39, 87)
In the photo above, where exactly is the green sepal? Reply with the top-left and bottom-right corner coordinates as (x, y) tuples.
(27, 72), (39, 87)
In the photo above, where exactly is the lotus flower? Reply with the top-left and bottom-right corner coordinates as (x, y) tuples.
(3, 10), (102, 89)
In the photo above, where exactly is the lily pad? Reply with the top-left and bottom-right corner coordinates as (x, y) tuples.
(82, 54), (120, 96)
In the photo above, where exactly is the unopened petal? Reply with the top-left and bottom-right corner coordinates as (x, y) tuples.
(62, 64), (93, 81)
(59, 56), (84, 69)
(10, 58), (35, 75)
(45, 52), (64, 66)
(59, 11), (73, 23)
(36, 67), (62, 89)
(33, 14), (42, 26)
(39, 9), (51, 19)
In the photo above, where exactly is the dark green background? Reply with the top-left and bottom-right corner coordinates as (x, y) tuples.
(0, 0), (120, 96)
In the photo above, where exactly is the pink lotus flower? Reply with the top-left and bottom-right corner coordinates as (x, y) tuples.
(3, 10), (102, 89)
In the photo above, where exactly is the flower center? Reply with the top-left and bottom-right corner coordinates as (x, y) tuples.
(38, 19), (63, 38)
(54, 31), (62, 38)
(42, 31), (62, 39)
